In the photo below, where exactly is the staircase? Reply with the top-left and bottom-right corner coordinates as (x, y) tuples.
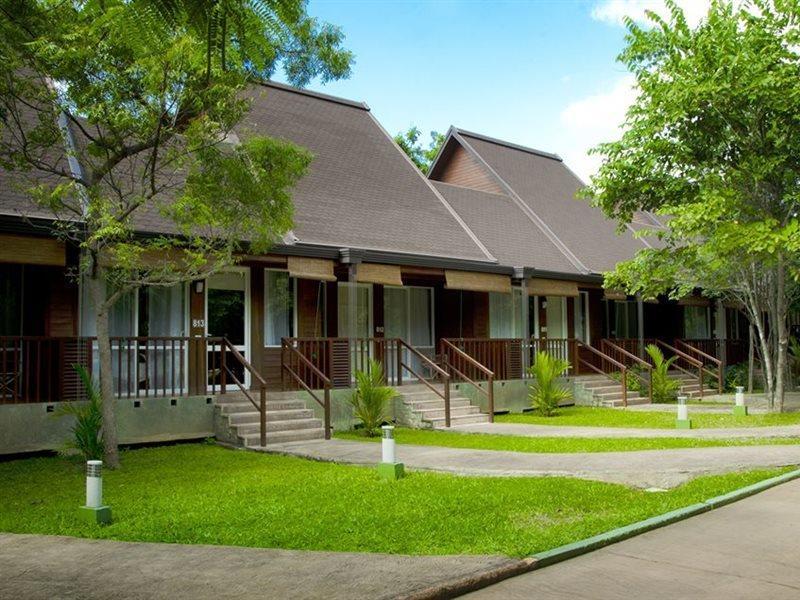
(576, 375), (649, 408)
(669, 372), (717, 399)
(396, 384), (491, 428)
(214, 391), (325, 448)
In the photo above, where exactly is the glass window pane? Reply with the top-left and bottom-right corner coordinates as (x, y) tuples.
(265, 271), (294, 345)
(409, 288), (433, 346)
(0, 265), (22, 336)
(489, 292), (513, 338)
(208, 289), (245, 344)
(546, 296), (566, 338)
(338, 283), (371, 338)
(139, 285), (185, 337)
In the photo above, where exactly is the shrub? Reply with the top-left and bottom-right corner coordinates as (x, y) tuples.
(644, 344), (680, 403)
(55, 365), (104, 460)
(349, 360), (398, 436)
(528, 351), (572, 416)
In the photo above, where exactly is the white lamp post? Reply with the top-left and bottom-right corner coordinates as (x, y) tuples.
(377, 425), (404, 480)
(733, 386), (748, 416)
(676, 395), (692, 429)
(79, 460), (112, 524)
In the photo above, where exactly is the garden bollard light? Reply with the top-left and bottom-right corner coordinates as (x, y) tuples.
(79, 460), (112, 525)
(676, 395), (692, 429)
(733, 386), (748, 416)
(377, 425), (405, 480)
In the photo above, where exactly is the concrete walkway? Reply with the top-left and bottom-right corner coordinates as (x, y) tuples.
(466, 476), (800, 600)
(264, 439), (800, 488)
(451, 421), (800, 439)
(0, 533), (520, 600)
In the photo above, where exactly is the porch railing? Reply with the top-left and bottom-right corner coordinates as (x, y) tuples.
(1, 336), (193, 404)
(676, 339), (723, 394)
(680, 338), (747, 367)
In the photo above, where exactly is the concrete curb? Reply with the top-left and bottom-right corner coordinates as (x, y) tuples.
(406, 467), (800, 599)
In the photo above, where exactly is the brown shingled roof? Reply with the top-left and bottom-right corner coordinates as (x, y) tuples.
(431, 181), (581, 275)
(441, 128), (663, 274)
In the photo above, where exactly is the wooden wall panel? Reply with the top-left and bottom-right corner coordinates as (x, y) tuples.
(586, 288), (604, 343)
(46, 269), (78, 336)
(261, 347), (282, 390)
(436, 145), (505, 194)
(472, 292), (489, 338)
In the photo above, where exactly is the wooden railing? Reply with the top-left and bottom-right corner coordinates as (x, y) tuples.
(575, 340), (630, 407)
(440, 339), (494, 421)
(281, 339), (331, 439)
(654, 339), (705, 399)
(680, 338), (747, 367)
(0, 336), (192, 404)
(210, 337), (268, 447)
(397, 339), (452, 427)
(676, 339), (723, 394)
(600, 339), (654, 403)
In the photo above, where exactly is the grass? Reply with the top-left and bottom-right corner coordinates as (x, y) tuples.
(0, 443), (791, 557)
(335, 428), (800, 453)
(497, 406), (800, 429)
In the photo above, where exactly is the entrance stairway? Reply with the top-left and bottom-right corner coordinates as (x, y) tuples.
(576, 375), (648, 408)
(669, 372), (717, 399)
(395, 384), (491, 428)
(214, 391), (325, 448)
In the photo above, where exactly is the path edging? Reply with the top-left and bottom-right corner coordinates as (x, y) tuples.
(409, 467), (800, 599)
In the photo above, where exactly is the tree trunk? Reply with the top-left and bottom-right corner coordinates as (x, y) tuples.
(774, 260), (789, 413)
(747, 322), (755, 394)
(752, 312), (775, 410)
(89, 269), (120, 468)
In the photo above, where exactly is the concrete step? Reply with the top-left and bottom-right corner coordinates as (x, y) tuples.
(243, 427), (326, 447)
(228, 408), (314, 425)
(416, 405), (481, 419)
(600, 397), (651, 408)
(218, 400), (307, 414)
(580, 383), (627, 393)
(234, 418), (323, 435)
(403, 398), (473, 411)
(428, 413), (492, 427)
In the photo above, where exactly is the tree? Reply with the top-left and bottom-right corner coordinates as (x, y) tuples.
(394, 126), (444, 174)
(584, 0), (800, 411)
(0, 0), (352, 466)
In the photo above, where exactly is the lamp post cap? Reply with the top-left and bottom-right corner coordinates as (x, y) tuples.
(87, 460), (103, 466)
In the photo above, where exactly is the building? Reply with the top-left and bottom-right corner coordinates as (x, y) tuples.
(0, 82), (746, 453)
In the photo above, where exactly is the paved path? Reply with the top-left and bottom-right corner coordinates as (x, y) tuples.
(466, 477), (800, 600)
(451, 421), (800, 439)
(0, 533), (519, 600)
(264, 439), (800, 488)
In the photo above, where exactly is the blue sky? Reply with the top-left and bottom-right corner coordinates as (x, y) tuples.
(276, 0), (707, 180)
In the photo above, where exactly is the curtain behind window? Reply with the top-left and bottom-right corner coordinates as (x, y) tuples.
(265, 271), (294, 345)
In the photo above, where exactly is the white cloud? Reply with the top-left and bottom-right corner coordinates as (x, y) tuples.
(591, 0), (711, 28)
(558, 75), (638, 182)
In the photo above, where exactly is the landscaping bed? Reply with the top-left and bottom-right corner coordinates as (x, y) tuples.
(335, 428), (800, 453)
(497, 407), (800, 429)
(0, 443), (789, 557)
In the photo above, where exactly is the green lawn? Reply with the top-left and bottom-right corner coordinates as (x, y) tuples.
(497, 406), (800, 429)
(0, 444), (790, 557)
(335, 428), (800, 453)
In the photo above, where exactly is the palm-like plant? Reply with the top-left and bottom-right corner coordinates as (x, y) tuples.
(55, 365), (104, 461)
(644, 344), (681, 403)
(349, 360), (398, 436)
(528, 351), (572, 416)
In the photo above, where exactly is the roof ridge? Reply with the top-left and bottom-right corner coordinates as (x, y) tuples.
(455, 128), (562, 162)
(254, 80), (370, 111)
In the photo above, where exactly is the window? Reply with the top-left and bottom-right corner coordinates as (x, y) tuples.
(264, 270), (295, 346)
(338, 283), (372, 338)
(138, 285), (186, 337)
(0, 265), (22, 336)
(545, 296), (567, 338)
(684, 306), (710, 338)
(489, 288), (524, 338)
(612, 300), (638, 339)
(574, 291), (590, 343)
(726, 308), (741, 340)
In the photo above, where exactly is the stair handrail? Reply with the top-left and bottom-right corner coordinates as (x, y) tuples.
(395, 339), (452, 427)
(440, 338), (494, 422)
(600, 339), (654, 403)
(574, 340), (630, 407)
(280, 338), (332, 439)
(654, 340), (705, 400)
(212, 336), (268, 447)
(675, 339), (723, 394)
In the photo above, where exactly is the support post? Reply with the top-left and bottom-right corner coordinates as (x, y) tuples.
(487, 375), (494, 422)
(636, 293), (645, 359)
(259, 385), (266, 447)
(324, 385), (331, 439)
